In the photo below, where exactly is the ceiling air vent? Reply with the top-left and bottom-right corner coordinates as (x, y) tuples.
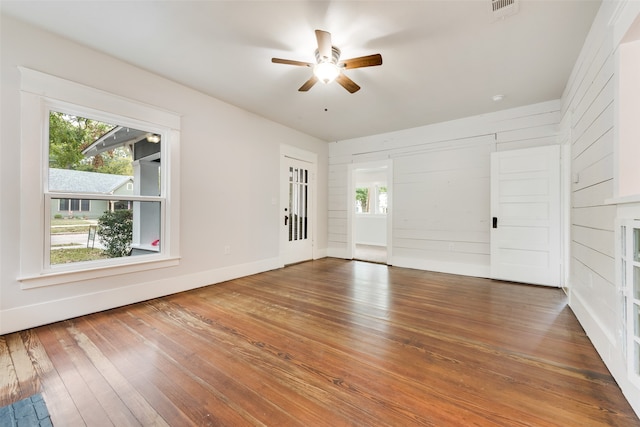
(490, 0), (519, 20)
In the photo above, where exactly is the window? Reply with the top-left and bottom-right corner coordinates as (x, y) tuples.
(19, 67), (180, 287)
(355, 187), (370, 213)
(59, 198), (90, 212)
(355, 185), (387, 214)
(47, 110), (163, 266)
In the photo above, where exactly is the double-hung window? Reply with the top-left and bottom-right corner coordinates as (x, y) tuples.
(19, 68), (180, 288)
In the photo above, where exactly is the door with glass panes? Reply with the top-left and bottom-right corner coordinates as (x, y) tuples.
(281, 156), (313, 265)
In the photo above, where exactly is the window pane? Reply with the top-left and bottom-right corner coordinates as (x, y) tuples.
(635, 265), (640, 300)
(356, 187), (369, 213)
(377, 186), (388, 214)
(50, 199), (161, 265)
(634, 228), (640, 262)
(48, 110), (164, 267)
(48, 110), (162, 198)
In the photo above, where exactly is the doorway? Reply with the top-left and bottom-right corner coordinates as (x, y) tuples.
(350, 160), (393, 264)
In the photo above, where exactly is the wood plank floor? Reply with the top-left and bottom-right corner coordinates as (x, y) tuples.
(1, 258), (639, 426)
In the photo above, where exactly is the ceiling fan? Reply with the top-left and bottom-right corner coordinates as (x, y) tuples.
(272, 29), (383, 94)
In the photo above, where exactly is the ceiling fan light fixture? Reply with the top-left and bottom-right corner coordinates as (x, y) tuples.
(314, 61), (340, 84)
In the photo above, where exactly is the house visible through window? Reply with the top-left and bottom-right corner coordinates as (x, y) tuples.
(48, 110), (163, 266)
(18, 67), (180, 287)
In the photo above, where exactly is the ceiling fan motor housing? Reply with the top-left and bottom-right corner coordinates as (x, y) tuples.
(315, 46), (341, 65)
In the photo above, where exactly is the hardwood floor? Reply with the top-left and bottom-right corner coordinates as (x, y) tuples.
(1, 258), (638, 426)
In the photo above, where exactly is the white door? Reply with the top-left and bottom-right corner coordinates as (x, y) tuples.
(490, 145), (561, 286)
(281, 156), (314, 265)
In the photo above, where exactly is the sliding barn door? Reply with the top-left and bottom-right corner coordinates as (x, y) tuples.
(490, 145), (561, 287)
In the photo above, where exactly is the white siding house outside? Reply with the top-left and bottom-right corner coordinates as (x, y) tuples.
(49, 168), (133, 219)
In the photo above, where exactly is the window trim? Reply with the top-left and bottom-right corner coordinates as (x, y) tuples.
(18, 67), (181, 288)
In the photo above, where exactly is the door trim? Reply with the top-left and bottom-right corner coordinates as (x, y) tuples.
(347, 159), (393, 264)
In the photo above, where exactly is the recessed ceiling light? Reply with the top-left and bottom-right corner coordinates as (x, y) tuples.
(492, 94), (504, 102)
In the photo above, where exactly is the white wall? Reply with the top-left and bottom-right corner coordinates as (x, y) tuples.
(0, 15), (328, 334)
(329, 100), (562, 277)
(355, 216), (387, 246)
(561, 0), (640, 417)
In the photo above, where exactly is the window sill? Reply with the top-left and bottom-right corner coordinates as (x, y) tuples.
(18, 256), (180, 289)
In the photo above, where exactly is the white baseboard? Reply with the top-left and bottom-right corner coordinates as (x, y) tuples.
(391, 256), (490, 278)
(327, 247), (349, 259)
(325, 252), (491, 279)
(314, 248), (328, 259)
(0, 257), (281, 334)
(570, 289), (640, 419)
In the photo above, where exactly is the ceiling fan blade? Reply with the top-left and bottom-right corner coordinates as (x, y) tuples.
(272, 58), (313, 67)
(340, 54), (383, 69)
(336, 73), (360, 93)
(315, 29), (332, 61)
(298, 75), (319, 92)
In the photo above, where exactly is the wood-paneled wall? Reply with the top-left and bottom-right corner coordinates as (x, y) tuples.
(328, 100), (562, 277)
(560, 0), (640, 417)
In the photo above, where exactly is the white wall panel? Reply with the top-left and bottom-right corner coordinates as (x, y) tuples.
(562, 1), (640, 417)
(572, 204), (617, 231)
(573, 154), (614, 191)
(329, 101), (561, 276)
(573, 103), (614, 158)
(571, 225), (614, 258)
(572, 240), (615, 284)
(572, 128), (613, 173)
(572, 180), (614, 208)
(571, 258), (616, 332)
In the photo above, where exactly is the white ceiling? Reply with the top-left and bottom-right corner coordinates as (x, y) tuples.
(1, 0), (601, 142)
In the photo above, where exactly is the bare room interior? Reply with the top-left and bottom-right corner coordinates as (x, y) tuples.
(1, 1), (640, 425)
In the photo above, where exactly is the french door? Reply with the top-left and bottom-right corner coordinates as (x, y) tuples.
(281, 156), (314, 265)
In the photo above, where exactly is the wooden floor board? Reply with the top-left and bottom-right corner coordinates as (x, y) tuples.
(1, 259), (638, 426)
(79, 314), (204, 426)
(0, 335), (21, 406)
